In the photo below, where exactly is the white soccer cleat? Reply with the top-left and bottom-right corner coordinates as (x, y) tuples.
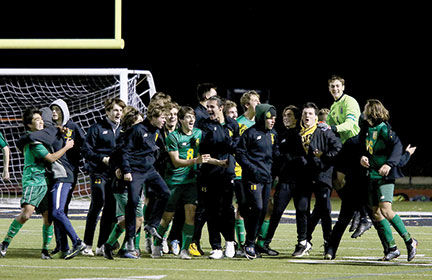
(180, 249), (192, 260)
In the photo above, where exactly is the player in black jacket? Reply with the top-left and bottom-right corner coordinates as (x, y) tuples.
(235, 103), (279, 259)
(292, 102), (342, 257)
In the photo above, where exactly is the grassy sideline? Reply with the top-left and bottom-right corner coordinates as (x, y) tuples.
(0, 200), (432, 280)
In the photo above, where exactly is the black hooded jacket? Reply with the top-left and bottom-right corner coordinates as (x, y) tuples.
(235, 104), (279, 184)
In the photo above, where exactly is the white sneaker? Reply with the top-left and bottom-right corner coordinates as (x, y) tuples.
(144, 237), (152, 254)
(180, 249), (192, 260)
(162, 237), (169, 254)
(225, 241), (235, 258)
(95, 245), (104, 256)
(209, 249), (224, 259)
(151, 244), (163, 258)
(81, 245), (94, 256)
(170, 240), (180, 255)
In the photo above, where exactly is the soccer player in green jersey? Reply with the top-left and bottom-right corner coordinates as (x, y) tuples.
(360, 99), (417, 261)
(1, 108), (74, 259)
(152, 106), (210, 259)
(0, 131), (10, 180)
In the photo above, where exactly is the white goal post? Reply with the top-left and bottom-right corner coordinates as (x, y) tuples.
(0, 68), (156, 201)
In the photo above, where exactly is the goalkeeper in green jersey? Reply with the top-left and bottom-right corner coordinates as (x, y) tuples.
(360, 99), (417, 261)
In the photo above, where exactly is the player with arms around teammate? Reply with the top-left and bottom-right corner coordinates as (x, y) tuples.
(1, 108), (74, 258)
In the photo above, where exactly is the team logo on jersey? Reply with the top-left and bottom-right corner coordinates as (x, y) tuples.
(182, 142), (188, 146)
(64, 128), (73, 139)
(228, 129), (233, 137)
(372, 131), (378, 140)
(102, 130), (108, 135)
(195, 138), (200, 145)
(143, 133), (148, 138)
(214, 127), (217, 131)
(257, 135), (262, 140)
(281, 138), (286, 143)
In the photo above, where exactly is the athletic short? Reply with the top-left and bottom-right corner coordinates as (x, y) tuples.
(21, 184), (48, 214)
(114, 192), (144, 218)
(368, 179), (394, 207)
(165, 183), (197, 212)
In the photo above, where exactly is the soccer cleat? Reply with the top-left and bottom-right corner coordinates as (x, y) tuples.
(65, 240), (86, 260)
(349, 211), (361, 232)
(81, 245), (94, 256)
(382, 247), (401, 261)
(162, 237), (169, 254)
(406, 238), (418, 262)
(292, 241), (312, 257)
(180, 249), (192, 260)
(1, 241), (9, 257)
(351, 220), (372, 238)
(41, 249), (52, 259)
(209, 249), (224, 259)
(95, 245), (105, 256)
(244, 246), (257, 260)
(189, 242), (203, 256)
(103, 243), (114, 260)
(255, 244), (279, 256)
(225, 241), (235, 258)
(151, 244), (163, 258)
(117, 248), (138, 259)
(59, 250), (71, 259)
(170, 240), (180, 255)
(144, 225), (162, 241)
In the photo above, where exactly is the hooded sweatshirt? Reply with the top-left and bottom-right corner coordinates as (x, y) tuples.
(235, 104), (279, 183)
(50, 99), (85, 174)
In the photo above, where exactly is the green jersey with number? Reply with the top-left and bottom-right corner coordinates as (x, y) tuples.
(235, 114), (255, 179)
(165, 127), (202, 185)
(365, 122), (390, 179)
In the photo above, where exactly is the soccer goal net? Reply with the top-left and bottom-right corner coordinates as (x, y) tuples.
(0, 68), (156, 202)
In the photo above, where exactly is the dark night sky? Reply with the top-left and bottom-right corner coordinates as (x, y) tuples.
(0, 2), (430, 175)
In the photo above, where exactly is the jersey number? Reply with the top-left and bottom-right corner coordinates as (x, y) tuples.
(186, 148), (194, 160)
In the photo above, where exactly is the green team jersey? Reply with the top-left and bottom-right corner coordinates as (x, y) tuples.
(22, 139), (49, 188)
(365, 122), (390, 179)
(164, 127), (202, 186)
(0, 132), (8, 149)
(235, 114), (255, 179)
(327, 94), (361, 144)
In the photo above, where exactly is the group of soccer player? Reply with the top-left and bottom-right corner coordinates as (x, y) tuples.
(0, 75), (418, 262)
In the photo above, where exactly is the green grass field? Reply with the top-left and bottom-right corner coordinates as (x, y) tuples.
(1, 200), (432, 280)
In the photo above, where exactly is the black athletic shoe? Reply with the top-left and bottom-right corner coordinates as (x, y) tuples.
(144, 225), (162, 241)
(382, 247), (401, 261)
(103, 243), (114, 260)
(324, 246), (335, 260)
(255, 244), (279, 256)
(406, 238), (418, 262)
(292, 241), (312, 257)
(349, 211), (360, 232)
(50, 247), (60, 256)
(0, 241), (9, 257)
(244, 245), (256, 260)
(351, 220), (372, 238)
(41, 249), (52, 259)
(65, 239), (86, 260)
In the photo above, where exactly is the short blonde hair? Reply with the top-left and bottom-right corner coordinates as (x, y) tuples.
(240, 90), (260, 111)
